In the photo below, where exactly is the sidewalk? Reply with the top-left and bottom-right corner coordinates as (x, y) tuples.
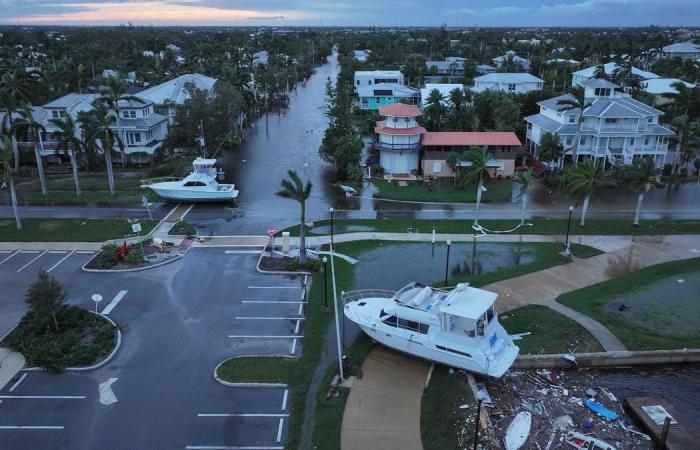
(0, 347), (26, 391)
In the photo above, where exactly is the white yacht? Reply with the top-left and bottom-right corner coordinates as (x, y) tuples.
(343, 282), (519, 377)
(141, 158), (239, 202)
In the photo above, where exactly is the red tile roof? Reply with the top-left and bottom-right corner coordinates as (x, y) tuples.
(378, 103), (422, 117)
(421, 132), (522, 147)
(375, 121), (426, 135)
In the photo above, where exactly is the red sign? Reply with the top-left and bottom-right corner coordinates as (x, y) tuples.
(267, 227), (277, 236)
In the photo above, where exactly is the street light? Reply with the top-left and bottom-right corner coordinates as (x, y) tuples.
(473, 390), (485, 450)
(322, 256), (329, 310)
(329, 206), (335, 247)
(565, 206), (574, 262)
(329, 241), (345, 381)
(444, 239), (452, 286)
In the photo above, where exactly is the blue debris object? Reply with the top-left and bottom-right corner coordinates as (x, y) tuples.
(585, 400), (619, 421)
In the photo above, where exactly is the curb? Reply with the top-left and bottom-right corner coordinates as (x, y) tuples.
(82, 251), (184, 273)
(512, 347), (700, 369)
(213, 357), (292, 388)
(255, 236), (313, 276)
(22, 312), (122, 373)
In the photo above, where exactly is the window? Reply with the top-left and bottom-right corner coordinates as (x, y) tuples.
(368, 80), (372, 85)
(580, 137), (587, 145)
(644, 137), (650, 145)
(605, 118), (617, 124)
(432, 162), (442, 173)
(507, 83), (516, 91)
(392, 117), (398, 123)
(356, 80), (360, 86)
(52, 111), (59, 118)
(183, 181), (207, 187)
(568, 115), (576, 123)
(404, 117), (410, 123)
(383, 315), (398, 327)
(565, 136), (573, 145)
(629, 138), (635, 146)
(59, 111), (66, 118)
(130, 111), (136, 118)
(647, 117), (653, 124)
(397, 318), (429, 334)
(436, 345), (472, 358)
(135, 133), (141, 143)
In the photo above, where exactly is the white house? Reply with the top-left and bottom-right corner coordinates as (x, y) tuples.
(642, 78), (696, 105)
(112, 98), (168, 164)
(373, 103), (424, 175)
(420, 84), (466, 107)
(661, 42), (700, 60)
(425, 58), (466, 76)
(524, 78), (675, 168)
(354, 70), (404, 88)
(37, 93), (99, 158)
(136, 73), (217, 122)
(571, 62), (659, 87)
(472, 73), (544, 94)
(492, 51), (531, 71)
(353, 50), (370, 62)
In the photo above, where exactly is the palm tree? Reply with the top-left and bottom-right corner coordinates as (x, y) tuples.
(514, 169), (536, 226)
(557, 86), (592, 165)
(538, 132), (565, 171)
(0, 71), (33, 173)
(13, 106), (48, 195)
(613, 59), (635, 87)
(276, 170), (312, 264)
(0, 137), (21, 229)
(424, 88), (447, 131)
(592, 64), (607, 79)
(97, 76), (144, 167)
(71, 62), (87, 93)
(561, 159), (615, 227)
(661, 81), (695, 117)
(91, 102), (122, 195)
(621, 157), (662, 226)
(50, 114), (82, 196)
(449, 88), (465, 111)
(460, 146), (492, 228)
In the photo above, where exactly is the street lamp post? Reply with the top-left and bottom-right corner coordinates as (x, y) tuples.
(473, 390), (485, 450)
(322, 256), (329, 310)
(565, 206), (574, 261)
(329, 206), (334, 247)
(329, 241), (344, 381)
(444, 239), (452, 286)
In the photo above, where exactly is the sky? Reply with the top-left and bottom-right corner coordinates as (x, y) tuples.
(0, 0), (699, 27)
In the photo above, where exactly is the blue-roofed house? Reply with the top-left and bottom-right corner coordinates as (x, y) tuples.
(571, 62), (659, 87)
(661, 42), (700, 60)
(472, 73), (544, 94)
(524, 78), (675, 168)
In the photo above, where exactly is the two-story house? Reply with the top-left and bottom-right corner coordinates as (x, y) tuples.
(492, 51), (531, 71)
(357, 83), (420, 110)
(472, 73), (544, 94)
(112, 98), (168, 165)
(354, 70), (404, 88)
(661, 42), (700, 60)
(524, 79), (675, 168)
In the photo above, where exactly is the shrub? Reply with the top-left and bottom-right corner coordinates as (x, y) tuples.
(125, 250), (144, 264)
(92, 244), (119, 269)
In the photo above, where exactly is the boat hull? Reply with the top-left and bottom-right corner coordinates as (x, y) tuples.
(357, 323), (515, 377)
(147, 187), (239, 202)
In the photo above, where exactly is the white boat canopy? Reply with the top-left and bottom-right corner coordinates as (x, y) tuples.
(438, 284), (498, 320)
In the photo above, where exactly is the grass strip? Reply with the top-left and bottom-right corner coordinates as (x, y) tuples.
(372, 179), (513, 203)
(0, 218), (158, 242)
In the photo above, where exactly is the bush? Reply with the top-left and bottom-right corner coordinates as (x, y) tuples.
(125, 250), (144, 264)
(92, 244), (119, 269)
(8, 305), (117, 372)
(18, 166), (38, 178)
(284, 257), (321, 272)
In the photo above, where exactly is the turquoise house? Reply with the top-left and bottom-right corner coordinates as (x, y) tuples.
(356, 83), (420, 110)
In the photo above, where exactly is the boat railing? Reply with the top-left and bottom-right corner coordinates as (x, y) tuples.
(140, 177), (180, 185)
(341, 289), (396, 306)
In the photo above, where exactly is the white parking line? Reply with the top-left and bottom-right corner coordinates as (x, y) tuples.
(47, 250), (76, 272)
(20, 250), (40, 254)
(294, 320), (300, 334)
(225, 250), (263, 254)
(0, 395), (85, 399)
(75, 251), (95, 254)
(48, 251), (67, 254)
(290, 339), (297, 355)
(197, 413), (289, 417)
(281, 390), (288, 411)
(298, 303), (304, 316)
(0, 251), (20, 265)
(8, 374), (27, 392)
(101, 290), (128, 315)
(235, 317), (306, 320)
(185, 446), (284, 450)
(17, 250), (48, 272)
(247, 286), (300, 289)
(0, 250), (11, 254)
(227, 336), (301, 339)
(241, 301), (308, 304)
(0, 425), (64, 430)
(276, 418), (283, 443)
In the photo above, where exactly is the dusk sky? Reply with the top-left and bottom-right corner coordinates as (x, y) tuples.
(0, 0), (699, 27)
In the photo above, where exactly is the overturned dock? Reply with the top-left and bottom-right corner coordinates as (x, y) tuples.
(626, 396), (700, 450)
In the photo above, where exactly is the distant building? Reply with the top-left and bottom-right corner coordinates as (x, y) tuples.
(516, 39), (541, 46)
(421, 132), (523, 178)
(354, 70), (404, 88)
(420, 84), (466, 107)
(356, 83), (419, 110)
(476, 64), (498, 75)
(166, 43), (182, 53)
(642, 78), (696, 105)
(524, 79), (674, 168)
(571, 62), (659, 87)
(353, 50), (370, 62)
(661, 42), (700, 60)
(472, 73), (544, 94)
(425, 59), (465, 76)
(545, 58), (580, 66)
(492, 51), (531, 71)
(137, 73), (217, 122)
(102, 69), (119, 79)
(252, 50), (269, 66)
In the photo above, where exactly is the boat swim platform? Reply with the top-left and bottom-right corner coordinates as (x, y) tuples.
(625, 396), (700, 450)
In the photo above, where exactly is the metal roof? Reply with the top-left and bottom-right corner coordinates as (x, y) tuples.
(422, 132), (521, 147)
(357, 83), (418, 98)
(662, 42), (700, 53)
(582, 78), (619, 88)
(43, 93), (99, 109)
(474, 73), (544, 84)
(438, 284), (498, 320)
(572, 63), (659, 80)
(136, 73), (217, 105)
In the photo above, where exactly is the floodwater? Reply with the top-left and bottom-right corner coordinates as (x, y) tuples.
(350, 241), (536, 291)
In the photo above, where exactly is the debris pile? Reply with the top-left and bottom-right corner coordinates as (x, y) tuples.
(457, 369), (654, 449)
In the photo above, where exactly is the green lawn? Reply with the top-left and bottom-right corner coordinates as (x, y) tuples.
(421, 365), (474, 450)
(168, 221), (197, 236)
(216, 239), (603, 450)
(557, 257), (700, 350)
(501, 305), (604, 354)
(0, 218), (158, 242)
(279, 218), (700, 237)
(21, 176), (158, 204)
(372, 179), (513, 203)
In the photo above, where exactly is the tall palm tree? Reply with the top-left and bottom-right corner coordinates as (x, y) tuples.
(50, 114), (82, 196)
(622, 157), (662, 226)
(91, 102), (122, 195)
(424, 88), (447, 131)
(514, 169), (536, 226)
(71, 62), (87, 93)
(592, 64), (607, 79)
(561, 159), (615, 227)
(275, 170), (312, 264)
(661, 81), (695, 117)
(449, 88), (465, 111)
(13, 106), (48, 195)
(538, 132), (565, 171)
(557, 86), (592, 165)
(460, 146), (492, 228)
(0, 71), (33, 173)
(97, 76), (144, 167)
(0, 137), (21, 229)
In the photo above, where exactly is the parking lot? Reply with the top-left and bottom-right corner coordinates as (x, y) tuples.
(0, 247), (305, 449)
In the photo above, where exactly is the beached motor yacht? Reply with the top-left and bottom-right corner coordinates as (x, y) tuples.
(141, 157), (239, 202)
(343, 282), (519, 377)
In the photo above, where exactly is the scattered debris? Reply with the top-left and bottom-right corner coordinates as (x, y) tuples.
(565, 430), (618, 450)
(585, 400), (619, 421)
(504, 411), (531, 450)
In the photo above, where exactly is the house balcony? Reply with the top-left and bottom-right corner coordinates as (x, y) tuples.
(118, 140), (164, 156)
(372, 141), (422, 152)
(581, 125), (640, 133)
